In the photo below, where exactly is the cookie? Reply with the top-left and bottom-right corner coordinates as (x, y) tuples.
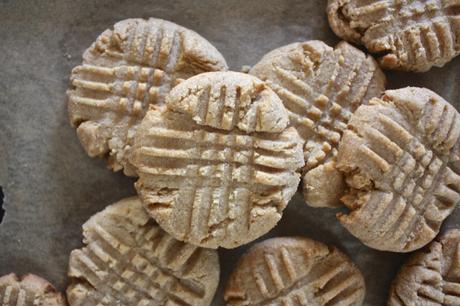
(250, 41), (385, 207)
(0, 273), (66, 305)
(224, 237), (365, 306)
(67, 18), (228, 176)
(67, 197), (219, 306)
(327, 0), (460, 72)
(337, 87), (460, 252)
(388, 229), (460, 306)
(131, 71), (304, 248)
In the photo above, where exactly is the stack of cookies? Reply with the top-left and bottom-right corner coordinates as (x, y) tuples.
(2, 0), (460, 305)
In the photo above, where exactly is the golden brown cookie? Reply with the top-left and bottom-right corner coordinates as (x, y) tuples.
(388, 229), (460, 306)
(224, 237), (365, 306)
(250, 41), (385, 207)
(131, 71), (305, 248)
(337, 87), (460, 252)
(0, 273), (66, 306)
(67, 18), (228, 176)
(327, 0), (460, 72)
(67, 197), (219, 306)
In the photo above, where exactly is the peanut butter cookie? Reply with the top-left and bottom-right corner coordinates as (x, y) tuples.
(68, 18), (227, 175)
(224, 237), (365, 306)
(131, 71), (305, 248)
(250, 41), (385, 207)
(67, 197), (219, 306)
(327, 0), (460, 71)
(0, 273), (66, 306)
(388, 229), (460, 305)
(337, 87), (460, 252)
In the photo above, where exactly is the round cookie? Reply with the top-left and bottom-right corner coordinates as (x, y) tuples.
(67, 197), (219, 306)
(337, 87), (460, 252)
(67, 18), (228, 176)
(0, 273), (66, 305)
(224, 237), (365, 306)
(250, 41), (385, 207)
(327, 0), (460, 72)
(131, 71), (305, 248)
(388, 229), (460, 306)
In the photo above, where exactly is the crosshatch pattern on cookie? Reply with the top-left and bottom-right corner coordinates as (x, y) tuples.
(250, 41), (385, 207)
(327, 0), (460, 71)
(251, 41), (385, 171)
(337, 87), (460, 252)
(224, 237), (365, 306)
(132, 72), (304, 249)
(0, 273), (66, 306)
(67, 197), (219, 306)
(68, 18), (227, 175)
(388, 229), (460, 305)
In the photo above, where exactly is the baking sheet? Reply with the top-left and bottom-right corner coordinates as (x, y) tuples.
(1, 0), (459, 305)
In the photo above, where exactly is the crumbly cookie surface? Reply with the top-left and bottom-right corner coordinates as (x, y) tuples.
(68, 18), (227, 175)
(0, 273), (66, 306)
(131, 72), (304, 248)
(388, 229), (460, 306)
(250, 41), (385, 207)
(224, 237), (365, 306)
(327, 0), (460, 72)
(337, 87), (460, 252)
(67, 197), (219, 306)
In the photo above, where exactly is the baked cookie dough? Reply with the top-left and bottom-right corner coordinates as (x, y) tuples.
(68, 18), (228, 176)
(0, 273), (66, 306)
(327, 0), (460, 72)
(131, 71), (304, 248)
(224, 237), (365, 306)
(337, 87), (460, 252)
(67, 197), (219, 306)
(388, 229), (460, 306)
(250, 41), (385, 207)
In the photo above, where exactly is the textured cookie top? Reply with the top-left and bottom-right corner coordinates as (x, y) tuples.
(388, 229), (460, 306)
(67, 197), (219, 306)
(250, 41), (385, 207)
(0, 273), (66, 306)
(67, 18), (228, 175)
(224, 237), (365, 306)
(337, 87), (460, 252)
(327, 0), (460, 72)
(131, 72), (305, 248)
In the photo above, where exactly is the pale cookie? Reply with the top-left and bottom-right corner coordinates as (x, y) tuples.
(67, 18), (228, 176)
(337, 87), (460, 252)
(131, 71), (304, 248)
(224, 237), (365, 306)
(327, 0), (460, 72)
(388, 229), (460, 306)
(0, 273), (66, 306)
(250, 41), (385, 207)
(67, 197), (219, 306)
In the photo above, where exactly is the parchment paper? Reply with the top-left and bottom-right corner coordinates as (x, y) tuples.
(0, 1), (459, 305)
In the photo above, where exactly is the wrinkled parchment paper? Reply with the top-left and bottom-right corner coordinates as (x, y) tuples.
(1, 0), (459, 305)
